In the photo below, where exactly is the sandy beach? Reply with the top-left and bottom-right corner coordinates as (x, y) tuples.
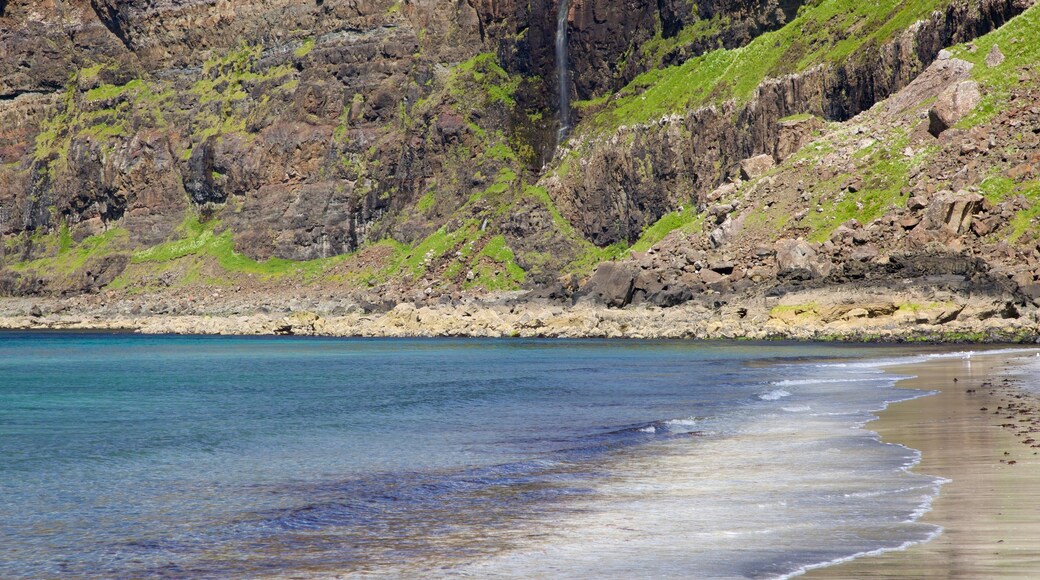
(808, 350), (1040, 578)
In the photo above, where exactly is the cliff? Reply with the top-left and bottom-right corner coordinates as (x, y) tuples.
(1, 0), (1038, 340)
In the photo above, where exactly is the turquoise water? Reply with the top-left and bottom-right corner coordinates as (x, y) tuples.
(0, 334), (973, 578)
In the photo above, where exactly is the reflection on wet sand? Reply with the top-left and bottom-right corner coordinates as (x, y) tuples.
(809, 353), (1040, 578)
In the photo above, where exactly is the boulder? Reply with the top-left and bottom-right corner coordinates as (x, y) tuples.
(920, 190), (984, 234)
(709, 260), (735, 275)
(899, 216), (922, 230)
(985, 44), (1005, 67)
(708, 214), (744, 249)
(850, 244), (880, 262)
(928, 80), (982, 137)
(739, 154), (775, 180)
(578, 262), (639, 307)
(907, 196), (929, 211)
(775, 239), (833, 280)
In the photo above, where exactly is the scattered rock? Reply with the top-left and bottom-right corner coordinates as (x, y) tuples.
(986, 44), (1005, 67)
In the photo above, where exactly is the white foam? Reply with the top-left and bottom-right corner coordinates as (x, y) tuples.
(815, 348), (1040, 372)
(778, 525), (944, 580)
(664, 417), (698, 427)
(637, 426), (657, 434)
(781, 405), (812, 413)
(772, 377), (884, 387)
(758, 389), (792, 401)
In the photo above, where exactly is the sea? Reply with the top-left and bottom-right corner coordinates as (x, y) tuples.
(0, 333), (1004, 578)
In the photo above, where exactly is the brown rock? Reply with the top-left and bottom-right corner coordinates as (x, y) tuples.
(921, 190), (984, 234)
(739, 154), (775, 180)
(709, 260), (735, 275)
(775, 239), (832, 280)
(899, 216), (922, 230)
(1008, 163), (1036, 180)
(971, 218), (994, 236)
(774, 116), (824, 161)
(697, 269), (725, 285)
(907, 196), (929, 211)
(850, 244), (880, 262)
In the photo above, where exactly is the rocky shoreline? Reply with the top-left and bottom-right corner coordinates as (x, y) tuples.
(3, 288), (1037, 342)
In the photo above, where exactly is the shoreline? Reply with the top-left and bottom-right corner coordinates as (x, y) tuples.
(807, 349), (1040, 578)
(1, 296), (1037, 342)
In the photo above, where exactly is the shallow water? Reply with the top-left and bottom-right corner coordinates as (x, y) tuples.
(0, 334), (995, 578)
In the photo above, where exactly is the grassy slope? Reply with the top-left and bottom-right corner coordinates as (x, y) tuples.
(578, 0), (954, 134)
(954, 5), (1040, 242)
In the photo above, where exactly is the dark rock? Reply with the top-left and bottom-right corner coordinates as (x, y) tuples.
(709, 260), (735, 275)
(578, 262), (639, 307)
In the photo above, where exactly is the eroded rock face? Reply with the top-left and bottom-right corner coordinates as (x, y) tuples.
(0, 0), (135, 97)
(565, 0), (799, 100)
(774, 116), (824, 161)
(0, 0), (1036, 311)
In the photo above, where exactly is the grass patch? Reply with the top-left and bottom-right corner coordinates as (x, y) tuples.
(800, 132), (916, 241)
(132, 215), (340, 280)
(9, 227), (129, 275)
(629, 207), (702, 253)
(579, 0), (953, 134)
(952, 5), (1040, 127)
(1009, 184), (1040, 242)
(293, 38), (315, 58)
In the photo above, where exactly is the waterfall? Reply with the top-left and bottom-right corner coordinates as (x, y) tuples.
(555, 0), (572, 142)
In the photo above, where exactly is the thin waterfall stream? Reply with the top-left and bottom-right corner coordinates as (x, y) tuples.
(555, 0), (572, 143)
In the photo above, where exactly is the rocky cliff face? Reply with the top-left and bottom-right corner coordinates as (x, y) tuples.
(0, 0), (802, 285)
(1, 0), (1039, 343)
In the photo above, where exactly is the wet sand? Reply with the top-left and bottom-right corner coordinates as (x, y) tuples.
(808, 351), (1040, 578)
